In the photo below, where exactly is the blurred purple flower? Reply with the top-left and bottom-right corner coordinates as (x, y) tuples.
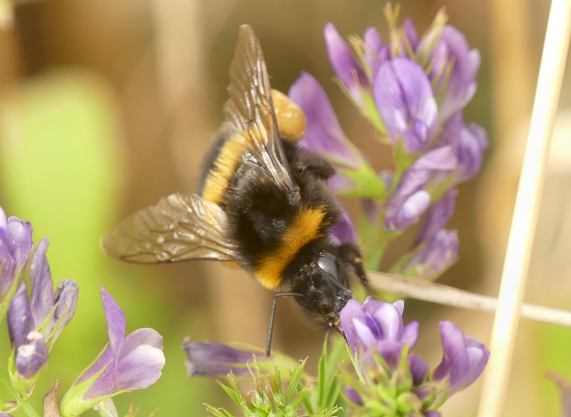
(441, 113), (488, 182)
(340, 297), (418, 368)
(344, 386), (364, 405)
(374, 58), (437, 154)
(183, 339), (264, 378)
(61, 289), (164, 417)
(328, 208), (357, 246)
(414, 189), (458, 245)
(400, 190), (459, 279)
(403, 19), (419, 51)
(404, 229), (459, 280)
(289, 72), (364, 170)
(387, 190), (431, 231)
(0, 208), (32, 302)
(324, 23), (369, 102)
(363, 27), (389, 78)
(410, 354), (429, 385)
(427, 26), (481, 123)
(433, 321), (489, 394)
(7, 238), (78, 379)
(385, 146), (458, 231)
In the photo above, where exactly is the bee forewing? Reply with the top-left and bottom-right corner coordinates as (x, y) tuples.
(103, 192), (240, 264)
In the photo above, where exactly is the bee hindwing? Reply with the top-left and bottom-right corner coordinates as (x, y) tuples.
(103, 193), (240, 264)
(223, 25), (298, 200)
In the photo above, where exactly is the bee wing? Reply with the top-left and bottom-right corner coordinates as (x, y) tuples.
(223, 25), (298, 198)
(103, 192), (240, 264)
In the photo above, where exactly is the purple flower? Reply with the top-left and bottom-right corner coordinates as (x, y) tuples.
(399, 190), (459, 279)
(344, 386), (364, 405)
(7, 238), (78, 379)
(433, 321), (489, 395)
(183, 339), (264, 378)
(427, 26), (481, 123)
(0, 209), (32, 303)
(441, 113), (488, 182)
(387, 190), (431, 231)
(404, 229), (459, 280)
(414, 189), (458, 245)
(340, 297), (418, 368)
(61, 289), (165, 417)
(385, 146), (458, 231)
(328, 208), (357, 246)
(363, 27), (389, 78)
(403, 19), (419, 51)
(289, 72), (364, 170)
(373, 58), (437, 153)
(340, 298), (488, 415)
(324, 23), (369, 102)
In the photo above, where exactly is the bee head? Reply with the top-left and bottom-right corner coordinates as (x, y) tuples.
(290, 250), (352, 328)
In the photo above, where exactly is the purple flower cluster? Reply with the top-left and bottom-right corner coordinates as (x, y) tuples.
(0, 206), (165, 416)
(340, 297), (488, 415)
(0, 208), (78, 383)
(289, 10), (488, 277)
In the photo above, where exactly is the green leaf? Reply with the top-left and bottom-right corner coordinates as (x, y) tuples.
(336, 167), (386, 200)
(204, 404), (235, 417)
(285, 361), (306, 402)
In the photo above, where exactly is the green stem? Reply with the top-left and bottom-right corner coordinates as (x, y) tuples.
(18, 398), (42, 417)
(0, 377), (41, 417)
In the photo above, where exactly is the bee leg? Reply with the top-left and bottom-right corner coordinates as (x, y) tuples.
(338, 243), (370, 291)
(293, 150), (335, 181)
(266, 291), (302, 357)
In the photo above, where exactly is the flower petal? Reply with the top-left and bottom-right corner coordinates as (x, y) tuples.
(344, 386), (363, 405)
(409, 354), (428, 385)
(434, 26), (481, 122)
(6, 217), (33, 267)
(324, 23), (368, 94)
(386, 190), (431, 230)
(415, 189), (458, 245)
(403, 19), (419, 50)
(183, 340), (262, 378)
(289, 72), (363, 168)
(117, 342), (165, 390)
(48, 280), (78, 347)
(29, 239), (54, 325)
(385, 146), (458, 231)
(374, 58), (437, 153)
(8, 284), (33, 348)
(363, 27), (389, 77)
(101, 288), (126, 356)
(15, 335), (48, 379)
(76, 345), (113, 385)
(328, 207), (357, 246)
(339, 298), (366, 352)
(434, 321), (489, 394)
(368, 301), (404, 341)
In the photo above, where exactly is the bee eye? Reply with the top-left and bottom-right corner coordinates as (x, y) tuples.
(317, 255), (338, 279)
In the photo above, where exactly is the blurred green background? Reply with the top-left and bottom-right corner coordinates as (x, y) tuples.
(0, 0), (570, 416)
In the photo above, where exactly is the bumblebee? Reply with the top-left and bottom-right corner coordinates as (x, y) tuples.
(103, 25), (368, 354)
